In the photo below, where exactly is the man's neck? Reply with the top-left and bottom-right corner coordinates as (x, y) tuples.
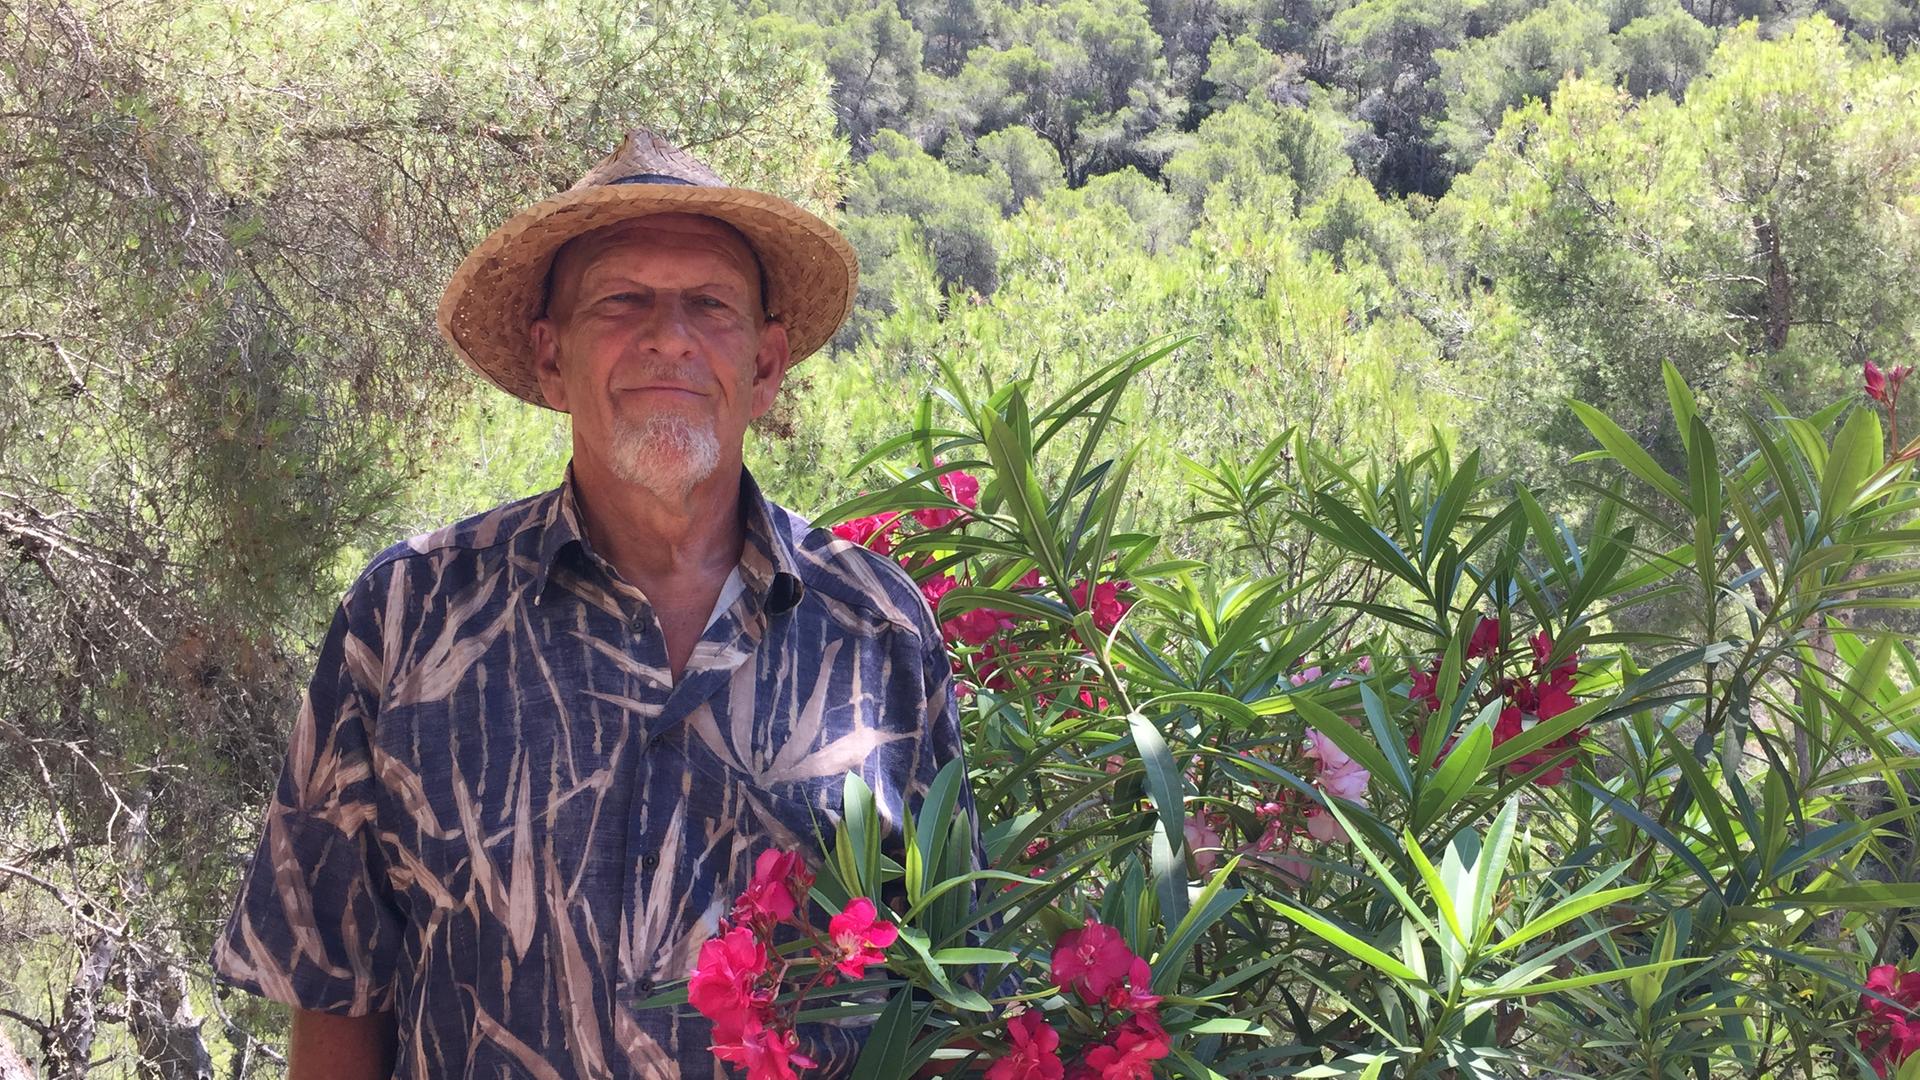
(567, 452), (747, 599)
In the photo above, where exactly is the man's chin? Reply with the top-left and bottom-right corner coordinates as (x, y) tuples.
(606, 431), (722, 496)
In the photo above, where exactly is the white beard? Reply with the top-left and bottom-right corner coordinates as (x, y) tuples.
(607, 410), (721, 501)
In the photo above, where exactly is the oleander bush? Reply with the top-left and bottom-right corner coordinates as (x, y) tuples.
(668, 346), (1920, 1079)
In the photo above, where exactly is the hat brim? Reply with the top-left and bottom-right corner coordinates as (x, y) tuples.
(437, 184), (857, 409)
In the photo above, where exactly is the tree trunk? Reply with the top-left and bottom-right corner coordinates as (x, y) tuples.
(127, 960), (214, 1080)
(1756, 214), (1791, 352)
(43, 928), (117, 1080)
(0, 1025), (35, 1080)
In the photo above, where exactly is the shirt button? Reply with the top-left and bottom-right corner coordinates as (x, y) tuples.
(637, 977), (655, 994)
(642, 853), (659, 870)
(628, 613), (648, 635)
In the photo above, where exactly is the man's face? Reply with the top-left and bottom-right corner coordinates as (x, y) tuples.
(530, 213), (791, 501)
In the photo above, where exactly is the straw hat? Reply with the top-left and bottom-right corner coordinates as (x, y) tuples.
(436, 128), (858, 409)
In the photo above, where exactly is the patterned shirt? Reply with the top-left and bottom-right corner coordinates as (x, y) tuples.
(212, 469), (972, 1078)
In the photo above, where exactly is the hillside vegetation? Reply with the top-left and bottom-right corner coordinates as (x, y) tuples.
(2, 0), (1917, 1074)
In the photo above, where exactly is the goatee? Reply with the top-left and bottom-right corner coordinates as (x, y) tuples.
(608, 412), (721, 501)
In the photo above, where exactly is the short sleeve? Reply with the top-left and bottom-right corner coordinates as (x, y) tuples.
(210, 583), (405, 1015)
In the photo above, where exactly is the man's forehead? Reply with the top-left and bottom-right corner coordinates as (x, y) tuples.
(559, 213), (761, 285)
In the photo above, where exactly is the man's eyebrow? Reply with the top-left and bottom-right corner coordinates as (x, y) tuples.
(582, 275), (751, 296)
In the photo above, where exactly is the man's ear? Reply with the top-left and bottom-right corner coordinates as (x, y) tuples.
(748, 319), (793, 420)
(529, 317), (570, 413)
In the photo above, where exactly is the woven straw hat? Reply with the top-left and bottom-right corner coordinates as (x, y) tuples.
(436, 128), (858, 408)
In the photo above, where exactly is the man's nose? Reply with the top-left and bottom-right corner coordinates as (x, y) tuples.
(630, 293), (700, 354)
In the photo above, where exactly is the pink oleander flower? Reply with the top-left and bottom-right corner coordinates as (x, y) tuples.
(1866, 359), (1891, 404)
(914, 466), (981, 529)
(731, 849), (813, 929)
(920, 571), (958, 613)
(945, 604), (1020, 647)
(1304, 729), (1371, 803)
(1411, 627), (1588, 787)
(1409, 659), (1443, 713)
(1101, 956), (1162, 1015)
(823, 897), (898, 982)
(1072, 688), (1112, 716)
(831, 512), (900, 555)
(1466, 615), (1503, 660)
(1289, 665), (1323, 687)
(1070, 1012), (1170, 1080)
(689, 926), (773, 1045)
(711, 1020), (815, 1080)
(1071, 580), (1133, 634)
(1860, 964), (1920, 1077)
(985, 1009), (1065, 1080)
(1051, 918), (1138, 1005)
(1303, 805), (1346, 844)
(1184, 814), (1223, 875)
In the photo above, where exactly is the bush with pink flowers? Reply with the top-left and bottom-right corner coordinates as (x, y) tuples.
(657, 349), (1920, 1078)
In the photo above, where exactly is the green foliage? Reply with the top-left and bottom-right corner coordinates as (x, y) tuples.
(0, 0), (837, 1069)
(1435, 0), (1618, 169)
(1615, 5), (1715, 97)
(793, 350), (1919, 1078)
(847, 130), (1007, 296)
(12, 0), (1920, 1072)
(1444, 16), (1920, 478)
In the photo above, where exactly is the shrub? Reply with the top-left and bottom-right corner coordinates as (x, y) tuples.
(655, 344), (1920, 1078)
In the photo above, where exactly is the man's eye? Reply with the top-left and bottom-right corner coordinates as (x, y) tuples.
(694, 296), (728, 309)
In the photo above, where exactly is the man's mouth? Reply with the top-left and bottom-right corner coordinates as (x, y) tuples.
(619, 385), (706, 399)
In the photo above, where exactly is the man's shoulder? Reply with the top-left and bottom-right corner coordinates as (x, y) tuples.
(765, 503), (939, 641)
(351, 486), (560, 596)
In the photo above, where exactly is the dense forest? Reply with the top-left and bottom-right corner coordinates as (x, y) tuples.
(2, 0), (1918, 1074)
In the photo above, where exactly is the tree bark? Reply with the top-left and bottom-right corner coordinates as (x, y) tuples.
(0, 1025), (35, 1080)
(43, 928), (117, 1080)
(1756, 214), (1791, 353)
(127, 960), (214, 1080)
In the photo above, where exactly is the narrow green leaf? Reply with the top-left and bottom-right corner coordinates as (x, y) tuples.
(1820, 407), (1883, 525)
(1569, 400), (1687, 505)
(1489, 884), (1650, 955)
(1264, 899), (1425, 985)
(1470, 957), (1701, 999)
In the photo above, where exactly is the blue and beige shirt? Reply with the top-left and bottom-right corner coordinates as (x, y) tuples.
(212, 469), (971, 1078)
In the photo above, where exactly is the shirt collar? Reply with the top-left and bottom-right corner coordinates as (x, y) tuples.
(522, 466), (805, 616)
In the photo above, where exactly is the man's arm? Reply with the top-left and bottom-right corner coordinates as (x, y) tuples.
(289, 1008), (396, 1080)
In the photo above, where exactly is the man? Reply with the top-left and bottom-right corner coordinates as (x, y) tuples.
(212, 129), (975, 1078)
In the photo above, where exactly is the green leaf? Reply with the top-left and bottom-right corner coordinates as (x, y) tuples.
(1821, 406), (1883, 524)
(1663, 361), (1700, 447)
(913, 758), (967, 898)
(1471, 799), (1521, 944)
(1130, 710), (1190, 926)
(1415, 706), (1495, 830)
(928, 947), (1019, 965)
(1569, 399), (1688, 504)
(1294, 490), (1430, 597)
(1470, 957), (1701, 999)
(1421, 449), (1482, 571)
(1769, 882), (1920, 909)
(1359, 683), (1418, 801)
(982, 406), (1066, 582)
(1406, 833), (1467, 949)
(846, 991), (923, 1080)
(1151, 870), (1246, 993)
(1263, 898), (1426, 985)
(1489, 884), (1650, 955)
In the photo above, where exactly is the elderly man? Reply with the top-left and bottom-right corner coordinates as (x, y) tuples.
(212, 130), (976, 1078)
